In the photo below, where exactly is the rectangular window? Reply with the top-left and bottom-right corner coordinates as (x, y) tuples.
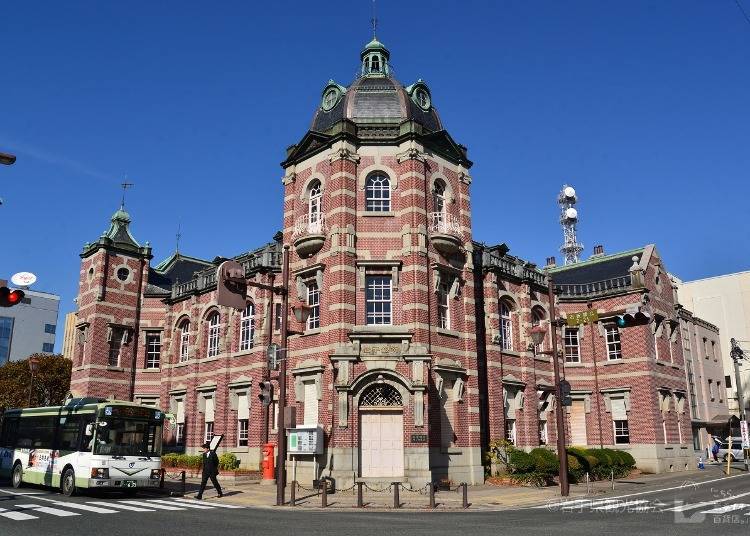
(42, 342), (54, 353)
(605, 326), (622, 360)
(204, 422), (214, 443)
(180, 326), (190, 362)
(613, 420), (630, 444)
(564, 327), (580, 363)
(703, 337), (709, 359)
(58, 415), (82, 451)
(499, 304), (513, 351)
(145, 333), (161, 369)
(539, 420), (548, 445)
(237, 419), (249, 447)
(203, 394), (215, 443)
(711, 341), (716, 360)
(0, 316), (14, 364)
(709, 380), (715, 401)
(366, 276), (392, 325)
(505, 419), (516, 445)
(274, 303), (282, 332)
(306, 282), (320, 330)
(726, 375), (733, 389)
(207, 316), (220, 358)
(303, 380), (318, 426)
(175, 423), (185, 446)
(108, 327), (125, 367)
(239, 305), (254, 351)
(44, 323), (56, 334)
(437, 278), (450, 330)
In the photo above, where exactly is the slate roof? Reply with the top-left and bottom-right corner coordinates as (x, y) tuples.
(145, 252), (213, 296)
(548, 248), (644, 285)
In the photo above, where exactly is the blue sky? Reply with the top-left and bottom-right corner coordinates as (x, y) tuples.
(1, 1), (749, 352)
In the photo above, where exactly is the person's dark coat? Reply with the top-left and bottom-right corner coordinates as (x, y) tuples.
(201, 450), (220, 477)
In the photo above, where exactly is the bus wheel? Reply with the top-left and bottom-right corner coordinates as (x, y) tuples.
(11, 463), (23, 489)
(61, 468), (76, 497)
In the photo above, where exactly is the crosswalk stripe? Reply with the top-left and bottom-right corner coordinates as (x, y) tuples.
(147, 499), (214, 510)
(85, 501), (154, 512)
(592, 500), (650, 511)
(48, 502), (118, 514)
(0, 508), (37, 521)
(664, 491), (750, 512)
(118, 500), (186, 511)
(702, 503), (750, 514)
(561, 499), (617, 510)
(172, 498), (244, 509)
(15, 504), (79, 517)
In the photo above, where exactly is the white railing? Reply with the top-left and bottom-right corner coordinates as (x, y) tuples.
(429, 212), (461, 236)
(293, 213), (327, 238)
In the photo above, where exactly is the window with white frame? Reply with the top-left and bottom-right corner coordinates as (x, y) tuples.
(606, 325), (622, 360)
(433, 182), (446, 222)
(505, 419), (516, 445)
(236, 390), (250, 447)
(239, 304), (255, 351)
(614, 419), (630, 444)
(366, 276), (392, 325)
(437, 277), (450, 330)
(539, 420), (548, 445)
(207, 313), (220, 357)
(309, 180), (322, 226)
(611, 396), (629, 444)
(306, 282), (320, 330)
(174, 396), (186, 446)
(365, 174), (391, 212)
(203, 395), (215, 443)
(145, 332), (161, 369)
(179, 320), (190, 363)
(237, 419), (249, 447)
(108, 327), (127, 367)
(564, 327), (580, 363)
(303, 380), (319, 426)
(499, 301), (513, 350)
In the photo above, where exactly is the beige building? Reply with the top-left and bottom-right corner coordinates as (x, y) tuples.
(676, 271), (750, 416)
(62, 311), (77, 360)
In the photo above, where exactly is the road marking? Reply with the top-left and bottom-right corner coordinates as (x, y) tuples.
(86, 501), (154, 512)
(0, 507), (37, 521)
(0, 491), (43, 496)
(118, 500), (186, 511)
(663, 491), (750, 512)
(592, 500), (650, 511)
(560, 499), (617, 510)
(48, 501), (118, 513)
(14, 504), (80, 517)
(147, 499), (214, 510)
(533, 472), (750, 509)
(702, 503), (750, 514)
(172, 498), (244, 509)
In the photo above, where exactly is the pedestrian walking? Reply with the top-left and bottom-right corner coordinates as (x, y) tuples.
(711, 440), (720, 463)
(196, 442), (223, 499)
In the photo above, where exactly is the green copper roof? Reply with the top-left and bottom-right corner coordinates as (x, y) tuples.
(547, 247), (644, 273)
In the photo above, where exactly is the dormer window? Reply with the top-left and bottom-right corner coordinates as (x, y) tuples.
(371, 55), (380, 72)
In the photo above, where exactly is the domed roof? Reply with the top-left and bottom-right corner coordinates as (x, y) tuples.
(310, 40), (443, 134)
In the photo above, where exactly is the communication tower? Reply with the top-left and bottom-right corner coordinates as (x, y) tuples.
(558, 185), (583, 265)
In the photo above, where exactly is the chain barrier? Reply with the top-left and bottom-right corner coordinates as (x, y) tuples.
(336, 483), (357, 493)
(295, 482), (320, 493)
(362, 483), (392, 493)
(398, 482), (430, 494)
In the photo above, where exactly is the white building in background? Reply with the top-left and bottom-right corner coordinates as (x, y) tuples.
(0, 287), (60, 364)
(676, 271), (750, 416)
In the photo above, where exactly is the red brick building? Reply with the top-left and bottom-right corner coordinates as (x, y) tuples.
(70, 38), (714, 481)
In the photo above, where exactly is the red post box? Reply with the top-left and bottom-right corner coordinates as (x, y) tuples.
(262, 442), (275, 481)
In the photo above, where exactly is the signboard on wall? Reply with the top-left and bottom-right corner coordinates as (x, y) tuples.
(288, 426), (323, 455)
(741, 421), (749, 449)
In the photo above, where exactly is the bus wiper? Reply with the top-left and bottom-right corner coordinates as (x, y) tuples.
(111, 455), (126, 460)
(138, 456), (152, 461)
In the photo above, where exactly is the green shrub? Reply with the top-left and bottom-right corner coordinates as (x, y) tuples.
(219, 452), (240, 471)
(508, 450), (535, 474)
(566, 453), (584, 483)
(618, 450), (636, 468)
(529, 448), (559, 476)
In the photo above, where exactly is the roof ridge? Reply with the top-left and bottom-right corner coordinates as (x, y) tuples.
(548, 247), (644, 273)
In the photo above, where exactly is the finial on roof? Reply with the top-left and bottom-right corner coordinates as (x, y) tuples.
(371, 0), (378, 39)
(175, 223), (182, 255)
(120, 179), (134, 210)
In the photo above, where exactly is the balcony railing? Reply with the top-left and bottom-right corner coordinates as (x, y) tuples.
(555, 275), (632, 298)
(293, 213), (327, 238)
(429, 212), (461, 236)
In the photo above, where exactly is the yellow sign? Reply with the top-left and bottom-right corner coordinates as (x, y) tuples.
(566, 310), (599, 327)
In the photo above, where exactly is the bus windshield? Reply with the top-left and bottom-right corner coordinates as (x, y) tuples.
(92, 419), (162, 457)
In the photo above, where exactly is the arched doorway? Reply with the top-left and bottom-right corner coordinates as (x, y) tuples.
(359, 383), (404, 478)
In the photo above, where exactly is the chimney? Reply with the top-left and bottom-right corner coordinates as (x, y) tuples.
(592, 244), (604, 257)
(545, 256), (556, 267)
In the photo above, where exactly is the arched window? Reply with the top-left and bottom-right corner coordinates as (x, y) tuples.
(308, 180), (322, 228)
(531, 307), (547, 351)
(239, 303), (254, 351)
(499, 302), (513, 351)
(433, 182), (446, 216)
(365, 173), (391, 212)
(178, 320), (190, 363)
(359, 383), (403, 407)
(207, 312), (220, 358)
(371, 55), (380, 73)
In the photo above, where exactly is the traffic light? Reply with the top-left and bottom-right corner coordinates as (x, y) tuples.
(559, 379), (572, 407)
(216, 260), (247, 310)
(258, 381), (273, 407)
(614, 310), (650, 328)
(0, 286), (25, 307)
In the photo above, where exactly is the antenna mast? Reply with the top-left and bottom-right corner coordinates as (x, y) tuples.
(558, 185), (583, 265)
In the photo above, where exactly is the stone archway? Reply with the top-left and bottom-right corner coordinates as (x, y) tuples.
(359, 383), (404, 478)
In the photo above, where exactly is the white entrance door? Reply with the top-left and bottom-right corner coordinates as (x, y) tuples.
(569, 400), (587, 446)
(360, 411), (404, 477)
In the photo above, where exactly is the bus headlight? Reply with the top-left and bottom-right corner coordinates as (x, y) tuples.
(150, 469), (161, 479)
(91, 468), (109, 479)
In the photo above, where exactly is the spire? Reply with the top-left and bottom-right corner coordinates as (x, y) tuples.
(371, 0), (378, 40)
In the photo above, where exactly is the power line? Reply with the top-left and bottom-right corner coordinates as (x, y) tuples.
(734, 0), (750, 27)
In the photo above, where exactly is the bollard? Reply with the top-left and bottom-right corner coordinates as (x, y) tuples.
(611, 470), (615, 491)
(321, 479), (328, 508)
(393, 482), (401, 509)
(462, 483), (469, 509)
(290, 480), (296, 507)
(429, 482), (436, 509)
(585, 472), (590, 494)
(357, 482), (364, 508)
(181, 470), (186, 497)
(159, 468), (165, 489)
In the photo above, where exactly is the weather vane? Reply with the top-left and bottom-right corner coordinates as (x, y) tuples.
(120, 179), (134, 209)
(371, 0), (378, 39)
(176, 222), (182, 254)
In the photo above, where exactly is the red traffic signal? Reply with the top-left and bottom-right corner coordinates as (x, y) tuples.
(0, 286), (25, 307)
(216, 260), (247, 311)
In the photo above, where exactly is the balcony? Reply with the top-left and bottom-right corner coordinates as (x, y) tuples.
(293, 214), (327, 257)
(554, 275), (632, 299)
(429, 212), (462, 255)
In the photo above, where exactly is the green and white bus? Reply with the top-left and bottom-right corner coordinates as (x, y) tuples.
(0, 398), (164, 496)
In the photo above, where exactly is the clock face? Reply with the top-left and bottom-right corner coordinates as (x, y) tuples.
(322, 88), (339, 111)
(415, 88), (430, 110)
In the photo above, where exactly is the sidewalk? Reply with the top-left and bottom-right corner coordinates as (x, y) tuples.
(162, 466), (742, 511)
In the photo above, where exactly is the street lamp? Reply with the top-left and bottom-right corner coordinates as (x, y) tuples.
(27, 355), (40, 407)
(730, 338), (747, 472)
(528, 325), (547, 351)
(291, 303), (312, 324)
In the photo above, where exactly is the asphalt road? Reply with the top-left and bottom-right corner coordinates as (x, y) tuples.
(2, 466), (750, 536)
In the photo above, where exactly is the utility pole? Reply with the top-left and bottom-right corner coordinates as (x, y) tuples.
(730, 338), (747, 471)
(276, 245), (291, 506)
(547, 277), (570, 496)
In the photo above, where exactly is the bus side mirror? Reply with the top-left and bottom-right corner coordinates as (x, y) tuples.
(85, 424), (93, 436)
